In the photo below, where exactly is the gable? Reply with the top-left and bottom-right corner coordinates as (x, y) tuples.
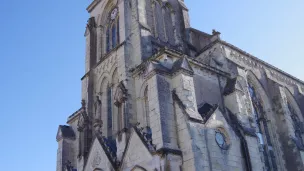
(84, 138), (114, 171)
(121, 129), (153, 170)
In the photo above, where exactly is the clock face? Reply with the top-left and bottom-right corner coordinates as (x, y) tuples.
(111, 8), (118, 20)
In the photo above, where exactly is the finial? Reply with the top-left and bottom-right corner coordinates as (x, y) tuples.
(212, 29), (221, 35)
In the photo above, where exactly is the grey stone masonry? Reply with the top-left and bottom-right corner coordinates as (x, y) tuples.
(56, 0), (304, 171)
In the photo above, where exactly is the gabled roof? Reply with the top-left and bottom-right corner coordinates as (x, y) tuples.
(171, 57), (194, 74)
(120, 127), (154, 170)
(84, 137), (117, 171)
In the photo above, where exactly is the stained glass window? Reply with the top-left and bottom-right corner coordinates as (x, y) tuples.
(112, 23), (116, 48)
(107, 86), (112, 139)
(105, 8), (119, 54)
(106, 27), (110, 53)
(116, 20), (120, 45)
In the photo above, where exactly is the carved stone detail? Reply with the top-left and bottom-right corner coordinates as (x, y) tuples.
(91, 151), (102, 168)
(227, 47), (303, 88)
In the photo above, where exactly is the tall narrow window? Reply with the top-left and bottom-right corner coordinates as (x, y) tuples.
(112, 23), (116, 48)
(144, 86), (150, 127)
(248, 84), (276, 171)
(107, 85), (113, 139)
(106, 27), (110, 53)
(164, 4), (175, 45)
(146, 0), (155, 36)
(154, 1), (165, 42)
(116, 20), (120, 45)
(104, 7), (119, 54)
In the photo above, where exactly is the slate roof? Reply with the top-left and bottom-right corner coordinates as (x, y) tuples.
(59, 125), (76, 139)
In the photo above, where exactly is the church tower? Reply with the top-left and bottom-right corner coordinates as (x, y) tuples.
(56, 0), (304, 171)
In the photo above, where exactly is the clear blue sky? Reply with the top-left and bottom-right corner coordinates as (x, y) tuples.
(0, 0), (303, 170)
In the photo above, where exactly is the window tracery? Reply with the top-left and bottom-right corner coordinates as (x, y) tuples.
(146, 1), (176, 45)
(105, 7), (119, 54)
(163, 4), (175, 45)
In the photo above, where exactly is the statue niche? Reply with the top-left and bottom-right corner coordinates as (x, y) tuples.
(94, 96), (103, 136)
(114, 81), (128, 133)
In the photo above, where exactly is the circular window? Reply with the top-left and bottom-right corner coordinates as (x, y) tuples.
(215, 132), (225, 146)
(215, 128), (230, 150)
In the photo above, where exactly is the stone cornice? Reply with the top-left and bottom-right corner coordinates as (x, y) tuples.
(220, 40), (304, 87)
(196, 38), (304, 91)
(86, 0), (101, 13)
(131, 48), (230, 78)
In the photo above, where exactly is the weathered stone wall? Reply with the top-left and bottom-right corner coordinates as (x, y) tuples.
(57, 1), (304, 171)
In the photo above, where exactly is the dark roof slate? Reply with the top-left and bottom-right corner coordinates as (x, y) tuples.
(59, 125), (75, 139)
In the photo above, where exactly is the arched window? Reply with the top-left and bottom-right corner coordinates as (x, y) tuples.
(153, 0), (165, 42)
(104, 7), (119, 54)
(164, 3), (175, 45)
(248, 83), (276, 171)
(144, 86), (150, 127)
(107, 85), (113, 139)
(146, 0), (156, 36)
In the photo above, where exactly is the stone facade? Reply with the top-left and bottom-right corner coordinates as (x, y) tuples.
(56, 0), (304, 171)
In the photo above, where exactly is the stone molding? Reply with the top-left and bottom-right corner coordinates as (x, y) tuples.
(87, 0), (102, 12)
(221, 41), (304, 89)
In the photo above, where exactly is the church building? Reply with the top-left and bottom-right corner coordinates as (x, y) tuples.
(56, 0), (304, 170)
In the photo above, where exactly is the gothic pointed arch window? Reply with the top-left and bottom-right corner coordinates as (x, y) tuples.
(153, 0), (166, 42)
(146, 0), (156, 36)
(248, 83), (276, 171)
(163, 3), (176, 45)
(104, 7), (119, 54)
(107, 84), (113, 139)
